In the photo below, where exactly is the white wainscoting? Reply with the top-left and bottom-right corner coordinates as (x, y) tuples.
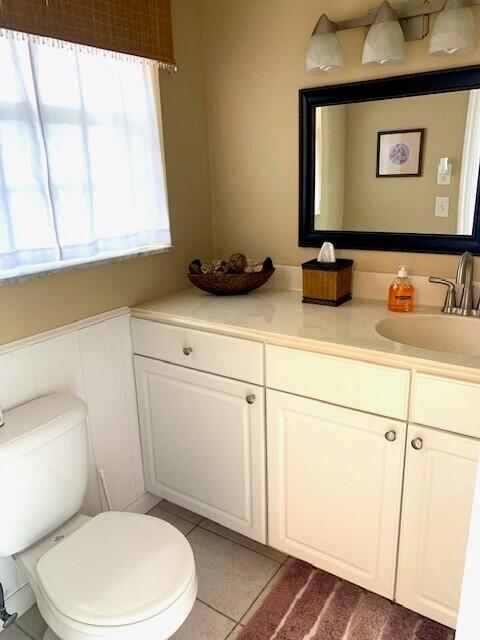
(0, 308), (151, 615)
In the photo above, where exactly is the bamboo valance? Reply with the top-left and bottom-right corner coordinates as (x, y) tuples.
(0, 0), (176, 70)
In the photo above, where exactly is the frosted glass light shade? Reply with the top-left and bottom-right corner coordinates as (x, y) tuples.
(306, 32), (344, 72)
(362, 20), (406, 65)
(429, 5), (476, 56)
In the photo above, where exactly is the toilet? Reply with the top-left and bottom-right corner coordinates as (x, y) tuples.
(0, 393), (197, 640)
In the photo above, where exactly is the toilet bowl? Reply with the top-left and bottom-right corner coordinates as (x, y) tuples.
(19, 512), (197, 640)
(0, 394), (197, 639)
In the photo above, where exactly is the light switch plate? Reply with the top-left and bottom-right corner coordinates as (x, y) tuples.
(435, 196), (449, 217)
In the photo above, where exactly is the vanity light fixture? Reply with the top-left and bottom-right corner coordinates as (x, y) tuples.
(305, 13), (344, 73)
(306, 0), (479, 72)
(362, 1), (406, 65)
(429, 0), (477, 55)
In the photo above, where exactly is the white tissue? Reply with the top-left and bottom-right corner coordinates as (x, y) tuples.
(317, 242), (336, 263)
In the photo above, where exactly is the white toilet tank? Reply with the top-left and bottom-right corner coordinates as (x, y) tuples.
(0, 393), (89, 557)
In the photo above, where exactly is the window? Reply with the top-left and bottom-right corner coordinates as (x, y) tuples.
(0, 34), (171, 280)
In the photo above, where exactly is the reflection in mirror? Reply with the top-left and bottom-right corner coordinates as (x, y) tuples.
(314, 90), (480, 236)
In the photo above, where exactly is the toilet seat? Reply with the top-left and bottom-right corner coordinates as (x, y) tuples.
(35, 567), (197, 640)
(34, 511), (196, 637)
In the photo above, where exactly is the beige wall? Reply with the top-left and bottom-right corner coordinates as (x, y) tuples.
(202, 0), (480, 279)
(343, 92), (469, 234)
(0, 0), (213, 345)
(5, 0), (480, 346)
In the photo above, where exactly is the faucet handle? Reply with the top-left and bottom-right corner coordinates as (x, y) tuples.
(429, 277), (457, 314)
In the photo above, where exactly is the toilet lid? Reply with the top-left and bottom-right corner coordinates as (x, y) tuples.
(37, 512), (195, 627)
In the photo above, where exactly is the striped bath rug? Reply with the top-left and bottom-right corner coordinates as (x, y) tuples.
(238, 560), (455, 640)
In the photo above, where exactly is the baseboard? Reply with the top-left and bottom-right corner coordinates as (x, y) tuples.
(0, 584), (35, 632)
(124, 492), (161, 515)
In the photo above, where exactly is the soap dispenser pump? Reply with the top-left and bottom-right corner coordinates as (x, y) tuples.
(388, 265), (414, 313)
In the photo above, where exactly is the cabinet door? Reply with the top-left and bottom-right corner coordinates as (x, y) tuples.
(397, 425), (479, 629)
(267, 390), (406, 599)
(134, 356), (266, 543)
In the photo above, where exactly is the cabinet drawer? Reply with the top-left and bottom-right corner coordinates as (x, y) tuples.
(412, 373), (480, 438)
(131, 319), (264, 385)
(266, 345), (409, 420)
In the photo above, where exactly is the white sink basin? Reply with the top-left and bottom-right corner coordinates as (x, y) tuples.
(376, 314), (480, 356)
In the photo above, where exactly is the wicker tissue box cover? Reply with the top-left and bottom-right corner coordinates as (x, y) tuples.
(302, 259), (353, 307)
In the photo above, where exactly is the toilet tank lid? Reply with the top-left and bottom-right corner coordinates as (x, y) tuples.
(0, 394), (87, 465)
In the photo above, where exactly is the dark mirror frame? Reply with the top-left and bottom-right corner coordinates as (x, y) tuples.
(299, 66), (480, 255)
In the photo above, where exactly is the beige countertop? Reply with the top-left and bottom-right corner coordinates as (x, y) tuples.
(132, 287), (480, 382)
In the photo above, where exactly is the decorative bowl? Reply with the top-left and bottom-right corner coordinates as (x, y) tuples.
(189, 269), (275, 296)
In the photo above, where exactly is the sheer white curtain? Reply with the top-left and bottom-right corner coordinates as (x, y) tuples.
(0, 35), (171, 274)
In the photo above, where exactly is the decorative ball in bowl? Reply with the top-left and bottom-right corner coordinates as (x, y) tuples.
(188, 254), (275, 296)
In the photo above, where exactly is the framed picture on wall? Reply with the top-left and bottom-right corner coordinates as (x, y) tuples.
(376, 129), (425, 178)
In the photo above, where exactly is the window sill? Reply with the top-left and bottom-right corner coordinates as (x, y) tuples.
(0, 244), (174, 287)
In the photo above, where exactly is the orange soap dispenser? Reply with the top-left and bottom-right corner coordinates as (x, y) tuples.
(388, 265), (414, 313)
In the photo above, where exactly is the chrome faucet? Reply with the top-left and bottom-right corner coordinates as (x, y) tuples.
(429, 252), (476, 317)
(456, 251), (474, 316)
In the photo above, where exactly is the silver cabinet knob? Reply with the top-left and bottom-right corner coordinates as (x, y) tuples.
(385, 430), (397, 442)
(246, 394), (256, 405)
(411, 438), (424, 451)
(183, 346), (193, 356)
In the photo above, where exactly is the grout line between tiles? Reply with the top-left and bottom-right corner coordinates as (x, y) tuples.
(157, 505), (291, 626)
(239, 561), (284, 625)
(196, 598), (241, 625)
(155, 502), (204, 526)
(225, 624), (245, 640)
(157, 503), (289, 566)
(14, 623), (37, 640)
(196, 522), (285, 564)
(186, 522), (200, 537)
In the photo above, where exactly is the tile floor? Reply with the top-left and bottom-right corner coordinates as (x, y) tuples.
(4, 500), (289, 640)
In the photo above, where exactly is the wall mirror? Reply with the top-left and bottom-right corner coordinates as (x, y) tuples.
(299, 67), (480, 254)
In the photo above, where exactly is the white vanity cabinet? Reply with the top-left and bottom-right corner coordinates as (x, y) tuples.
(397, 425), (480, 629)
(267, 389), (406, 599)
(133, 323), (267, 543)
(131, 312), (480, 630)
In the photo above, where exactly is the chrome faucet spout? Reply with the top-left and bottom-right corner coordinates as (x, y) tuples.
(456, 251), (473, 285)
(456, 252), (474, 316)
